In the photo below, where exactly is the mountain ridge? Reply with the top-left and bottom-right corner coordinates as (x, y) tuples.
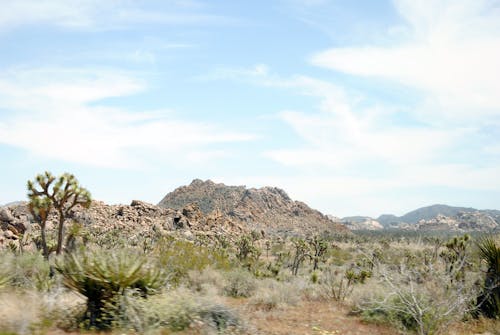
(376, 204), (500, 226)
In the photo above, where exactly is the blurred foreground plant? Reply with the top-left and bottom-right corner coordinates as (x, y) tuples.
(476, 236), (500, 319)
(56, 250), (166, 329)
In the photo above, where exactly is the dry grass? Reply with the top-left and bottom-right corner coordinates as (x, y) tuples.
(0, 291), (41, 335)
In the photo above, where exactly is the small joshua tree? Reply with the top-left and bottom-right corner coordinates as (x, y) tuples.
(27, 171), (91, 257)
(307, 234), (329, 271)
(290, 237), (310, 276)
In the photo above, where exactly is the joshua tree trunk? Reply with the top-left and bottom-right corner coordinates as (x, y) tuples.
(40, 222), (49, 259)
(56, 210), (65, 255)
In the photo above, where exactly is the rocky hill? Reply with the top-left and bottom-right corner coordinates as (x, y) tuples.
(158, 179), (346, 235)
(1, 179), (348, 248)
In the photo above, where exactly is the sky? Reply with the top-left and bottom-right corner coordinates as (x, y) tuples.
(0, 0), (499, 217)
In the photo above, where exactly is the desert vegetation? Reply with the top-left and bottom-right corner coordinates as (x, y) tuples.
(0, 172), (499, 335)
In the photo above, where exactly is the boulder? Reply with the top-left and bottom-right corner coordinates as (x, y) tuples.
(0, 208), (15, 223)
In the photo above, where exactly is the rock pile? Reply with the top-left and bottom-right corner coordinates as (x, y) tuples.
(158, 179), (348, 235)
(0, 200), (247, 249)
(415, 211), (500, 231)
(0, 204), (31, 244)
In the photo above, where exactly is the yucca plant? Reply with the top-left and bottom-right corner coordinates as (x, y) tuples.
(476, 236), (500, 318)
(56, 250), (166, 329)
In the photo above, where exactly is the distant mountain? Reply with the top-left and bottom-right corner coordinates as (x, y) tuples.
(158, 179), (347, 235)
(376, 204), (500, 231)
(376, 214), (400, 227)
(400, 204), (477, 224)
(377, 204), (473, 225)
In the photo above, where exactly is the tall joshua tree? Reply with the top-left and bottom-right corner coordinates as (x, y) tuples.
(27, 172), (91, 257)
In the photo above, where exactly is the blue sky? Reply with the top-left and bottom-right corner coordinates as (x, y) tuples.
(0, 0), (499, 217)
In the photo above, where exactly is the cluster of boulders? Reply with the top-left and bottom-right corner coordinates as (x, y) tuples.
(158, 179), (347, 235)
(0, 205), (31, 245)
(1, 179), (352, 249)
(0, 200), (250, 249)
(415, 211), (499, 231)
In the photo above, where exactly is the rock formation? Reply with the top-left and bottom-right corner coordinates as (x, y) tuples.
(415, 211), (499, 232)
(158, 179), (347, 235)
(0, 200), (247, 249)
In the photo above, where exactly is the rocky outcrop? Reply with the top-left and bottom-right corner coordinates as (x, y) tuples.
(415, 211), (499, 232)
(0, 204), (31, 244)
(158, 179), (348, 235)
(0, 200), (247, 249)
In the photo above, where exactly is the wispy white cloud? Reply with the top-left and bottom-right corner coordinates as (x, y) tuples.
(203, 55), (499, 215)
(311, 0), (500, 120)
(0, 0), (237, 31)
(0, 67), (255, 168)
(260, 74), (466, 169)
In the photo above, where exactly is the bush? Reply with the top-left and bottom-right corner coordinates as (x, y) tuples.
(249, 279), (300, 310)
(0, 252), (56, 291)
(358, 260), (478, 335)
(224, 269), (257, 298)
(188, 266), (226, 294)
(145, 287), (241, 332)
(157, 238), (231, 286)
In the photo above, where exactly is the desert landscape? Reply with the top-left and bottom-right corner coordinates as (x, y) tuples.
(0, 174), (499, 335)
(1, 1), (499, 334)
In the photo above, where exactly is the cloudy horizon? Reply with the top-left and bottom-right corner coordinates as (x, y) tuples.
(1, 0), (499, 217)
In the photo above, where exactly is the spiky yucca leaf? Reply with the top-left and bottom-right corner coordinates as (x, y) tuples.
(476, 236), (500, 319)
(56, 250), (166, 329)
(477, 237), (500, 278)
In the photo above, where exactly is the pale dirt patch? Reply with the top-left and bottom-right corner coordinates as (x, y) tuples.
(227, 298), (399, 335)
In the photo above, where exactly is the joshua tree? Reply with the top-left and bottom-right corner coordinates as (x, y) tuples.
(307, 234), (329, 271)
(27, 172), (91, 257)
(290, 237), (310, 276)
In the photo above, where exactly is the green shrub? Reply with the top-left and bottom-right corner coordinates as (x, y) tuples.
(0, 252), (54, 291)
(361, 293), (445, 335)
(223, 269), (257, 298)
(157, 239), (231, 286)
